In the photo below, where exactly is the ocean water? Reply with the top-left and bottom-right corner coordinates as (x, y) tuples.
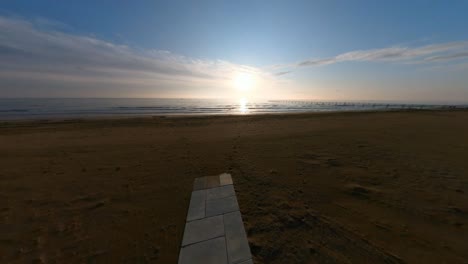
(0, 98), (465, 120)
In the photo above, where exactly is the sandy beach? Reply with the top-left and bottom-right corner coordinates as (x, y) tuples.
(1, 110), (468, 263)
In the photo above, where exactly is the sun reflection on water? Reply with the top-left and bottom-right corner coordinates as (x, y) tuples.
(239, 98), (249, 114)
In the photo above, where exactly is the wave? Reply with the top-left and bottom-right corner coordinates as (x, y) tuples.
(0, 98), (466, 120)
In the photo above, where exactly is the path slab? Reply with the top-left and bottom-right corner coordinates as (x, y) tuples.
(193, 177), (207, 191)
(205, 175), (220, 189)
(224, 211), (252, 264)
(182, 215), (224, 246)
(206, 195), (239, 217)
(220, 173), (233, 186)
(179, 173), (251, 264)
(178, 237), (228, 264)
(186, 190), (206, 222)
(206, 185), (235, 200)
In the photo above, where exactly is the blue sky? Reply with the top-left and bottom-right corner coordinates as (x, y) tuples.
(1, 0), (468, 101)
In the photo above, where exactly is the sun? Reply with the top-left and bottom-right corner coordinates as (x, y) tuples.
(233, 72), (255, 92)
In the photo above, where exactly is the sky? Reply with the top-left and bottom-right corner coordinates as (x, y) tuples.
(1, 0), (468, 102)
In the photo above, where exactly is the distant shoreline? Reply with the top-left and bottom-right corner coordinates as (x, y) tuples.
(1, 98), (467, 122)
(2, 108), (468, 125)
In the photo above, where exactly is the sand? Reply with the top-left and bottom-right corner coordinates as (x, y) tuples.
(1, 110), (467, 263)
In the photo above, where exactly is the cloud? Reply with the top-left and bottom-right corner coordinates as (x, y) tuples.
(274, 71), (292, 76)
(424, 52), (468, 62)
(295, 41), (468, 68)
(1, 15), (467, 99)
(298, 58), (336, 67)
(0, 16), (271, 97)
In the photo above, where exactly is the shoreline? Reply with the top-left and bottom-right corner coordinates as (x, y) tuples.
(2, 97), (466, 123)
(2, 107), (468, 125)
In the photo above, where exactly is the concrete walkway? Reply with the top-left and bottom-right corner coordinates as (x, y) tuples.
(178, 173), (253, 264)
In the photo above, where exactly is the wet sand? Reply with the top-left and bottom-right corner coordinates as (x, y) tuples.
(1, 110), (467, 263)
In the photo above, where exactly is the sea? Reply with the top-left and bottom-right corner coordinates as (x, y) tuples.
(0, 98), (466, 120)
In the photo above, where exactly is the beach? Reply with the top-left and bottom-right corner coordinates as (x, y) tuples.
(1, 110), (468, 263)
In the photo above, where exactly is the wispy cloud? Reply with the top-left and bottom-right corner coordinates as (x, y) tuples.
(424, 52), (468, 62)
(273, 71), (292, 76)
(0, 16), (270, 97)
(294, 41), (468, 69)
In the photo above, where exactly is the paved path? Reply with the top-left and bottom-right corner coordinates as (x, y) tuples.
(178, 173), (253, 264)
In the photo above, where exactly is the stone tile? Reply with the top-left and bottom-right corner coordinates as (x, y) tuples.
(205, 175), (220, 189)
(178, 237), (228, 264)
(182, 215), (224, 246)
(219, 173), (233, 186)
(206, 185), (235, 201)
(180, 174), (252, 264)
(187, 190), (205, 222)
(206, 196), (239, 217)
(193, 177), (206, 191)
(224, 211), (252, 264)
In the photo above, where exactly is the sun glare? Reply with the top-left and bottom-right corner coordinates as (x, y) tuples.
(239, 97), (249, 114)
(233, 72), (255, 92)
